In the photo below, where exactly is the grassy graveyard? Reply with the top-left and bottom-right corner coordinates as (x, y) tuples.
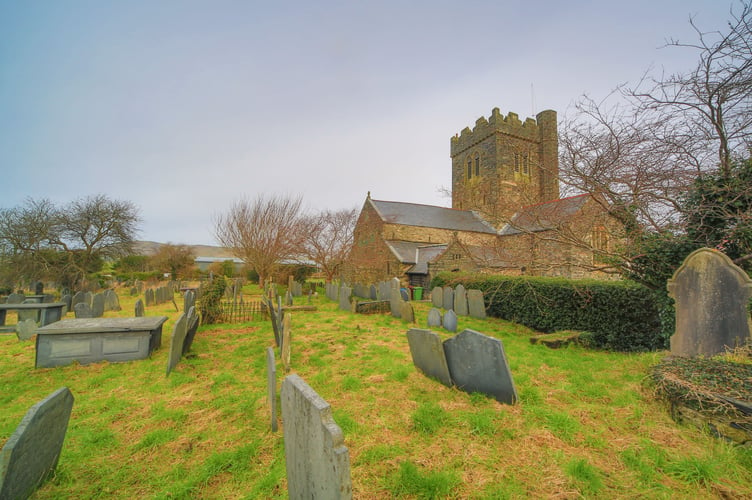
(1, 286), (751, 498)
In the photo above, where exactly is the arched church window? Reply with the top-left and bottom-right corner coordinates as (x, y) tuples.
(474, 153), (480, 177)
(467, 157), (473, 179)
(522, 155), (529, 175)
(513, 153), (520, 173)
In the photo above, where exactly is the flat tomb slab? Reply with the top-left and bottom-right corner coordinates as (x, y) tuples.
(35, 317), (167, 368)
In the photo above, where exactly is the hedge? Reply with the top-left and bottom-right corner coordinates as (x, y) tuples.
(431, 273), (667, 352)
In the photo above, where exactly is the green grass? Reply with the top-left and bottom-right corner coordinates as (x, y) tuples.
(0, 289), (751, 498)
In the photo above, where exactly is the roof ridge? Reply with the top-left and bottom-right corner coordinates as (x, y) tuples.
(520, 193), (589, 210)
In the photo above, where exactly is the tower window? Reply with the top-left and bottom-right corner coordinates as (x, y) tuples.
(513, 154), (520, 173)
(467, 158), (472, 179)
(522, 155), (529, 175)
(474, 153), (480, 177)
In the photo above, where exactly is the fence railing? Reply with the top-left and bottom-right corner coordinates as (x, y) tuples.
(219, 300), (265, 323)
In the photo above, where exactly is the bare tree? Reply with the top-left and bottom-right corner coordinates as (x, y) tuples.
(213, 194), (305, 285)
(300, 208), (357, 282)
(150, 243), (195, 279)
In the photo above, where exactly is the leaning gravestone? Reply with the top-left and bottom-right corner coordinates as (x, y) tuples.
(443, 309), (458, 333)
(182, 306), (200, 355)
(389, 288), (403, 319)
(443, 329), (518, 404)
(15, 319), (37, 341)
(431, 286), (443, 308)
(135, 299), (145, 317)
(400, 301), (415, 323)
(281, 374), (352, 499)
(0, 387), (74, 500)
(74, 302), (93, 318)
(427, 308), (443, 328)
(267, 347), (278, 432)
(184, 289), (196, 312)
(667, 248), (752, 358)
(454, 284), (468, 316)
(406, 329), (453, 387)
(166, 313), (187, 376)
(91, 293), (105, 318)
(467, 289), (487, 319)
(443, 286), (454, 311)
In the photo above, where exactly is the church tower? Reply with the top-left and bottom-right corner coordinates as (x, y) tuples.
(450, 108), (559, 228)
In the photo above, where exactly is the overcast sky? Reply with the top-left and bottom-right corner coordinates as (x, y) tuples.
(0, 0), (733, 245)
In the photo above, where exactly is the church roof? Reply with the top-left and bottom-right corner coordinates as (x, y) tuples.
(499, 194), (591, 236)
(370, 199), (497, 234)
(385, 241), (447, 266)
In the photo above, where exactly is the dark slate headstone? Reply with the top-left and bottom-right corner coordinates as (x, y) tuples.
(91, 293), (105, 318)
(74, 302), (93, 318)
(34, 281), (44, 295)
(667, 248), (752, 358)
(281, 374), (352, 499)
(454, 284), (468, 316)
(15, 319), (37, 341)
(104, 289), (121, 311)
(182, 306), (199, 355)
(442, 286), (454, 311)
(467, 289), (487, 319)
(406, 329), (452, 387)
(183, 290), (195, 312)
(443, 309), (458, 333)
(400, 288), (409, 301)
(443, 329), (518, 404)
(400, 301), (415, 323)
(135, 299), (145, 317)
(431, 286), (443, 308)
(0, 387), (74, 500)
(166, 313), (187, 376)
(427, 308), (443, 328)
(267, 347), (278, 432)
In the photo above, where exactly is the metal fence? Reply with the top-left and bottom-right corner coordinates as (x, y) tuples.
(219, 299), (265, 323)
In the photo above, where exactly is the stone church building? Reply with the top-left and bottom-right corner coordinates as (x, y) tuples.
(346, 107), (621, 286)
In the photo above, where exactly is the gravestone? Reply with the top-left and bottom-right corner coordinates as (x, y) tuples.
(83, 291), (93, 307)
(166, 313), (187, 376)
(370, 285), (377, 300)
(406, 329), (452, 387)
(182, 306), (200, 355)
(467, 289), (487, 319)
(400, 288), (409, 302)
(281, 374), (352, 499)
(15, 319), (37, 341)
(431, 286), (443, 308)
(389, 288), (402, 319)
(130, 287), (138, 296)
(442, 286), (454, 311)
(184, 290), (196, 313)
(91, 293), (105, 318)
(74, 302), (93, 318)
(34, 281), (44, 295)
(71, 291), (85, 310)
(0, 387), (74, 500)
(427, 308), (443, 328)
(339, 286), (352, 312)
(454, 284), (468, 316)
(145, 288), (155, 307)
(6, 293), (24, 304)
(443, 329), (518, 404)
(135, 299), (145, 317)
(263, 297), (281, 347)
(18, 299), (39, 323)
(282, 313), (292, 372)
(400, 301), (415, 323)
(667, 248), (752, 358)
(378, 281), (390, 301)
(61, 294), (72, 314)
(104, 289), (121, 311)
(443, 309), (458, 333)
(267, 347), (278, 432)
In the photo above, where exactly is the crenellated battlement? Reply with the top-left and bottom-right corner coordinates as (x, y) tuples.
(450, 108), (556, 156)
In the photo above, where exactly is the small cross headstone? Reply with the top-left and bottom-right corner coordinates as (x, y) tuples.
(668, 248), (752, 357)
(281, 374), (352, 499)
(443, 309), (458, 333)
(443, 329), (518, 404)
(467, 289), (487, 319)
(454, 284), (468, 316)
(74, 302), (93, 318)
(431, 286), (443, 308)
(427, 308), (442, 328)
(0, 387), (74, 500)
(406, 329), (452, 387)
(267, 347), (278, 432)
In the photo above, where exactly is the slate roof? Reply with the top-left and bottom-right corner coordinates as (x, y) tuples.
(371, 199), (497, 234)
(499, 194), (591, 236)
(385, 241), (447, 265)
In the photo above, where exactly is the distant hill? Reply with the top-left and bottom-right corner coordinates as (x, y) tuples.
(131, 241), (236, 258)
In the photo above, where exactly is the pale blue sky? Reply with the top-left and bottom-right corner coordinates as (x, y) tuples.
(0, 0), (731, 245)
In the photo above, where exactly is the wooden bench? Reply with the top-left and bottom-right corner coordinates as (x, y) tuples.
(34, 316), (168, 368)
(0, 303), (66, 333)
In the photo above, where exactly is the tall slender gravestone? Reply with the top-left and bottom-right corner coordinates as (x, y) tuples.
(442, 286), (454, 311)
(668, 248), (752, 357)
(134, 299), (145, 317)
(267, 347), (278, 432)
(431, 286), (443, 308)
(166, 313), (187, 375)
(0, 387), (74, 499)
(91, 293), (105, 318)
(281, 375), (352, 499)
(467, 289), (487, 319)
(282, 313), (292, 372)
(454, 284), (468, 316)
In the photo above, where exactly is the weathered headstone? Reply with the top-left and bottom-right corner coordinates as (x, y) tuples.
(83, 291), (93, 308)
(18, 299), (39, 323)
(406, 329), (452, 387)
(442, 286), (454, 311)
(182, 306), (199, 355)
(400, 301), (415, 323)
(104, 289), (121, 311)
(0, 387), (74, 500)
(135, 299), (145, 317)
(282, 313), (292, 372)
(15, 319), (37, 341)
(389, 288), (402, 319)
(267, 347), (278, 432)
(467, 289), (487, 319)
(71, 291), (85, 310)
(454, 284), (468, 316)
(443, 329), (518, 404)
(6, 293), (24, 304)
(166, 313), (187, 375)
(427, 308), (443, 328)
(370, 285), (377, 301)
(145, 288), (155, 307)
(443, 309), (458, 333)
(61, 294), (72, 315)
(281, 374), (352, 499)
(668, 248), (752, 358)
(339, 286), (352, 312)
(184, 290), (196, 312)
(74, 302), (93, 318)
(431, 286), (443, 308)
(91, 293), (105, 318)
